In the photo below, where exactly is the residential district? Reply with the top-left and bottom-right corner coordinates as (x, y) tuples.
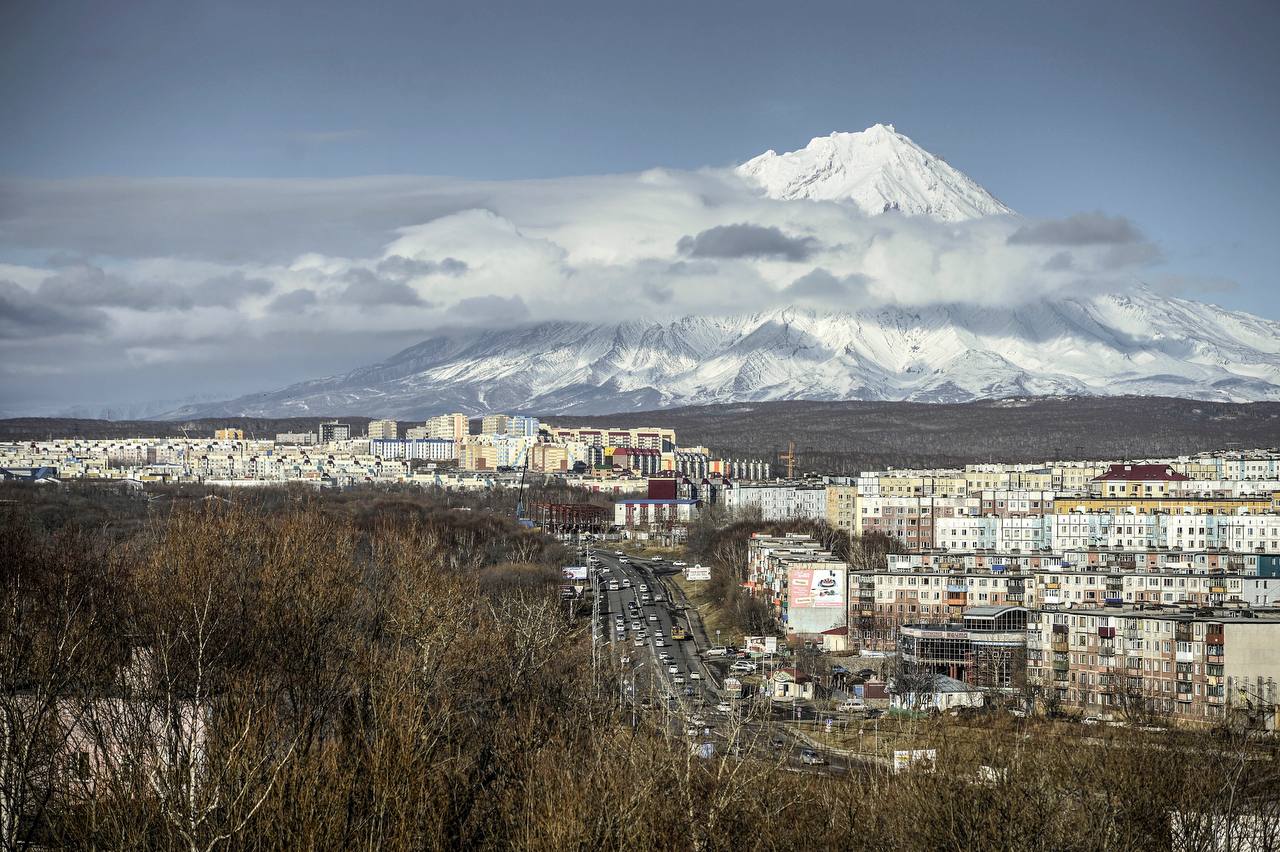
(4, 415), (1280, 731)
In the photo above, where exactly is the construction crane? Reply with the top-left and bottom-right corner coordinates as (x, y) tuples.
(780, 440), (797, 480)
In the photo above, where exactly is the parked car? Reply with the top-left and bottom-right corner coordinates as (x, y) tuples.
(1082, 715), (1102, 725)
(689, 672), (702, 681)
(729, 660), (758, 673)
(703, 646), (729, 657)
(716, 702), (732, 713)
(837, 699), (864, 713)
(800, 749), (826, 766)
(672, 561), (687, 567)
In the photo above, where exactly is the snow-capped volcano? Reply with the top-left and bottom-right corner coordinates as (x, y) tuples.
(737, 123), (1013, 221)
(166, 288), (1280, 419)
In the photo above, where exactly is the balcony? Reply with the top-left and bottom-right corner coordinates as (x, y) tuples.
(1176, 650), (1194, 663)
(1052, 660), (1069, 672)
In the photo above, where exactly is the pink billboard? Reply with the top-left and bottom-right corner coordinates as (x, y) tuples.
(789, 567), (844, 609)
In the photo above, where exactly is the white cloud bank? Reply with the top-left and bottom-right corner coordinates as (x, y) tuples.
(0, 167), (1195, 411)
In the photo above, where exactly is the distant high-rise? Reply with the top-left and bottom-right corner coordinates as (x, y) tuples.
(367, 419), (398, 440)
(319, 421), (351, 443)
(422, 413), (468, 441)
(480, 414), (510, 436)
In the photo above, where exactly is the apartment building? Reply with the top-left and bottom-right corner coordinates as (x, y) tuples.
(1089, 463), (1190, 498)
(366, 419), (398, 440)
(743, 533), (846, 637)
(544, 425), (676, 451)
(319, 421), (351, 444)
(370, 438), (456, 461)
(721, 482), (827, 521)
(1027, 607), (1280, 725)
(826, 484), (858, 535)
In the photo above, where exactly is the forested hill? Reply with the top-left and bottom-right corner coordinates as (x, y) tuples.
(549, 397), (1280, 473)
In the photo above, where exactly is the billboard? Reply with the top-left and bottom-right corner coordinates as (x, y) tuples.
(685, 564), (711, 581)
(744, 636), (777, 654)
(788, 567), (845, 609)
(892, 749), (937, 774)
(561, 566), (588, 582)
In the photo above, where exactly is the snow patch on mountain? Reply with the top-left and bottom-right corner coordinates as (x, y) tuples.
(737, 124), (1013, 221)
(164, 288), (1280, 419)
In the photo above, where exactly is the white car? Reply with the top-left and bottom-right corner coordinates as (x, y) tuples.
(715, 702), (732, 713)
(630, 621), (642, 630)
(672, 675), (685, 684)
(673, 561), (687, 567)
(703, 647), (729, 658)
(837, 700), (864, 713)
(729, 661), (757, 673)
(622, 579), (632, 588)
(668, 665), (679, 674)
(648, 614), (658, 622)
(639, 584), (648, 592)
(689, 672), (702, 681)
(654, 639), (666, 647)
(634, 638), (644, 647)
(689, 715), (706, 727)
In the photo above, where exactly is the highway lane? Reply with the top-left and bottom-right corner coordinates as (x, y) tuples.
(578, 544), (859, 773)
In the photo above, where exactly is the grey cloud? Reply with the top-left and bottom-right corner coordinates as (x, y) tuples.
(1043, 251), (1074, 271)
(446, 294), (529, 323)
(35, 264), (269, 311)
(266, 288), (318, 313)
(0, 279), (106, 339)
(1008, 212), (1145, 246)
(677, 223), (819, 261)
(190, 272), (273, 307)
(376, 255), (468, 279)
(37, 264), (175, 311)
(339, 268), (427, 307)
(783, 268), (874, 306)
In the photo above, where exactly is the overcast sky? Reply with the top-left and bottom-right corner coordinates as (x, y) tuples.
(1, 0), (1277, 416)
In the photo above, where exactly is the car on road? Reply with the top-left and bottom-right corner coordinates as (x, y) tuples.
(648, 614), (658, 622)
(654, 639), (666, 647)
(684, 727), (698, 738)
(608, 582), (619, 591)
(672, 561), (687, 567)
(634, 638), (644, 647)
(689, 715), (706, 727)
(729, 661), (758, 673)
(668, 665), (679, 674)
(837, 699), (864, 713)
(622, 579), (631, 588)
(703, 647), (729, 657)
(715, 702), (732, 713)
(672, 675), (685, 684)
(1081, 715), (1102, 726)
(689, 672), (701, 681)
(800, 749), (825, 766)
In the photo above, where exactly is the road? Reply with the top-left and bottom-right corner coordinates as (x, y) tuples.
(583, 544), (858, 775)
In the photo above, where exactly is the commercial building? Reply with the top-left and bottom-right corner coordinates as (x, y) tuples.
(898, 605), (1029, 688)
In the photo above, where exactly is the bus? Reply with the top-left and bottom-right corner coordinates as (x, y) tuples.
(671, 625), (688, 641)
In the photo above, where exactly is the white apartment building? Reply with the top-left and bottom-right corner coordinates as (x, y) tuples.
(721, 483), (827, 521)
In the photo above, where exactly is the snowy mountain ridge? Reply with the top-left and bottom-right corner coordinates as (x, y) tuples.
(165, 288), (1280, 419)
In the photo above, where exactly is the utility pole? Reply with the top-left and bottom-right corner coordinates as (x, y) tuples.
(589, 534), (601, 694)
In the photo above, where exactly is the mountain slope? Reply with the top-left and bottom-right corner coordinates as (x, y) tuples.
(165, 288), (1280, 419)
(737, 124), (1013, 220)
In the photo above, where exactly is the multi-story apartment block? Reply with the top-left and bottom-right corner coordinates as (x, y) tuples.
(743, 533), (847, 637)
(319, 421), (351, 444)
(1027, 607), (1280, 725)
(370, 438), (456, 461)
(545, 426), (676, 452)
(721, 482), (827, 521)
(826, 484), (858, 535)
(1089, 463), (1191, 498)
(367, 419), (398, 440)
